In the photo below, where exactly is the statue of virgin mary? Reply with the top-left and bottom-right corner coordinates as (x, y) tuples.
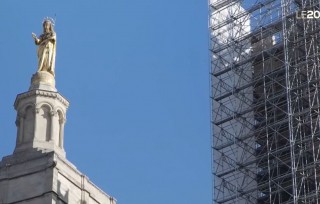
(32, 18), (56, 76)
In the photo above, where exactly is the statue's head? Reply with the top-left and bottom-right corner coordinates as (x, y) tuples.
(42, 18), (55, 33)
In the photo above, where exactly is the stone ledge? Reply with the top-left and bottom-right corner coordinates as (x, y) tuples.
(14, 89), (69, 109)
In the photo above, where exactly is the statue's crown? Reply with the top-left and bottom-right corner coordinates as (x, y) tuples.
(43, 17), (55, 26)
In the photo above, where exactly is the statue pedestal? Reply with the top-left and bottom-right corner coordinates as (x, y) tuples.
(29, 71), (56, 92)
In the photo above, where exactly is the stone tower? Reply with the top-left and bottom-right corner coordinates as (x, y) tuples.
(0, 68), (116, 203)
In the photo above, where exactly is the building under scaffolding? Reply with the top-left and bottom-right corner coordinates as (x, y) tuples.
(209, 0), (320, 203)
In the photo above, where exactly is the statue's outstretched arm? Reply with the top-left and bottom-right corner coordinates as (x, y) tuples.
(32, 33), (40, 45)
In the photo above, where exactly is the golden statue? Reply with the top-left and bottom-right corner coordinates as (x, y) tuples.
(32, 18), (56, 76)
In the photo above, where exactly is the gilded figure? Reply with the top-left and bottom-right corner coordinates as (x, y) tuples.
(32, 19), (56, 76)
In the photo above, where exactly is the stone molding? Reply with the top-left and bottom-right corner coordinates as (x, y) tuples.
(14, 90), (69, 109)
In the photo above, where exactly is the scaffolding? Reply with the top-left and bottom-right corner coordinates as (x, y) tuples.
(209, 0), (320, 203)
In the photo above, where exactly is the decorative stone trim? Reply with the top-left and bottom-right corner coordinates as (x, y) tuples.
(50, 110), (57, 116)
(14, 90), (69, 108)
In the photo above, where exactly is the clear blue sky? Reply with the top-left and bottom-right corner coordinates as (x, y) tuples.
(0, 1), (211, 203)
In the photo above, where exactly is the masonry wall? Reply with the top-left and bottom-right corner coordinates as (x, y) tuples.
(0, 152), (115, 204)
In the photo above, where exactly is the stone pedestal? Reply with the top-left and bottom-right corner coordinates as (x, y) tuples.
(30, 71), (56, 92)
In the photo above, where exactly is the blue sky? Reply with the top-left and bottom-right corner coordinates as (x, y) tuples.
(0, 1), (211, 203)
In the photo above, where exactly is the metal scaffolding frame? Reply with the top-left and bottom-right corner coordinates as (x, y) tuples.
(209, 0), (320, 203)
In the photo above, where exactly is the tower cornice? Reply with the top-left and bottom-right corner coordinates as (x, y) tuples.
(14, 89), (69, 109)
